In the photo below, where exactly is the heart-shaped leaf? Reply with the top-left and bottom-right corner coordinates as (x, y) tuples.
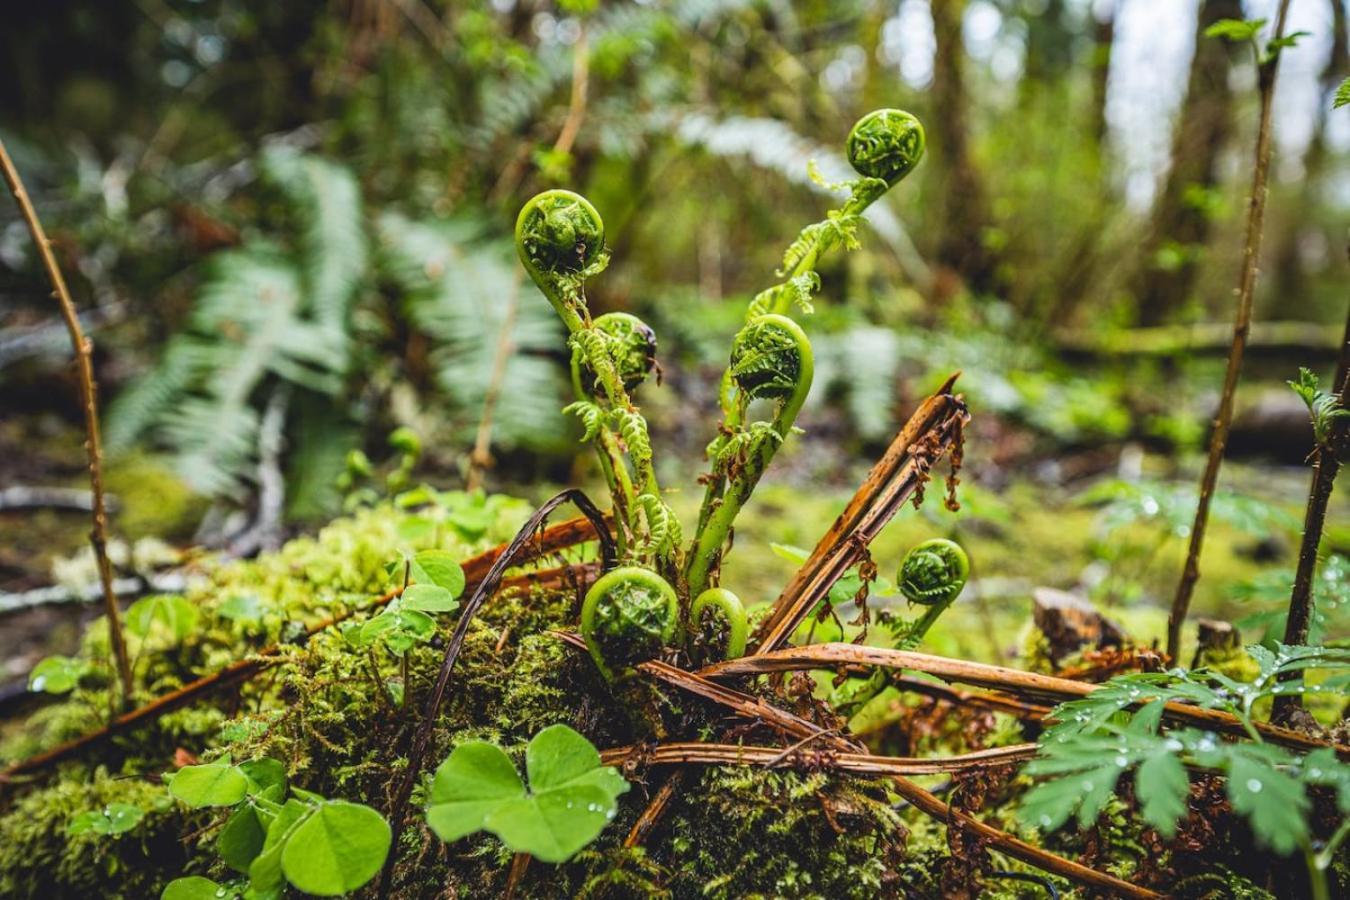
(401, 583), (458, 613)
(68, 802), (144, 836)
(280, 801), (391, 896)
(425, 724), (628, 863)
(161, 876), (229, 900)
(409, 550), (466, 596)
(169, 761), (249, 808)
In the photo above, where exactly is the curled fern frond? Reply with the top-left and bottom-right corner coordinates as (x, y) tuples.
(898, 539), (970, 607)
(583, 312), (658, 394)
(846, 108), (926, 185)
(515, 190), (610, 314)
(729, 315), (812, 403)
(690, 587), (748, 662)
(562, 401), (606, 443)
(580, 566), (679, 680)
(634, 491), (682, 557)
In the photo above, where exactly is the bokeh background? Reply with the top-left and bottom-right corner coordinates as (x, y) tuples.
(1, 0), (1346, 684)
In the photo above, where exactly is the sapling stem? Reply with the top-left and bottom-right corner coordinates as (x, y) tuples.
(1167, 2), (1294, 661)
(0, 137), (135, 709)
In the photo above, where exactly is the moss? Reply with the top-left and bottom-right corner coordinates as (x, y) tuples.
(0, 769), (200, 900)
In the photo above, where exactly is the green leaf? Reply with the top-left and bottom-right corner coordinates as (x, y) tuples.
(1204, 17), (1264, 42)
(239, 758), (287, 797)
(1301, 748), (1350, 814)
(425, 724), (629, 863)
(427, 742), (525, 841)
(29, 655), (83, 694)
(68, 803), (144, 836)
(126, 595), (200, 642)
(219, 805), (267, 872)
(169, 761), (250, 808)
(280, 801), (391, 896)
(249, 799), (311, 894)
(161, 876), (231, 900)
(219, 594), (265, 623)
(1266, 30), (1309, 57)
(401, 584), (458, 613)
(1135, 752), (1189, 837)
(1227, 755), (1308, 855)
(1336, 77), (1350, 110)
(410, 550), (466, 595)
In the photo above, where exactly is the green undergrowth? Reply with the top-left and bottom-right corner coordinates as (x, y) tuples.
(0, 488), (1324, 898)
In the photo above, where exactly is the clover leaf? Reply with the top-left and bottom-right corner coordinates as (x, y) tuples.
(279, 800), (391, 896)
(426, 724), (628, 863)
(401, 583), (458, 613)
(161, 876), (230, 900)
(28, 655), (84, 694)
(408, 549), (466, 596)
(168, 760), (249, 808)
(68, 802), (144, 836)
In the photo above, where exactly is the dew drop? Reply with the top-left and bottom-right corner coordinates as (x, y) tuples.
(1246, 779), (1262, 793)
(1115, 756), (1129, 767)
(1038, 815), (1052, 828)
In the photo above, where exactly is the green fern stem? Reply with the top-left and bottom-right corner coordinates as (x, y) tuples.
(686, 314), (814, 596)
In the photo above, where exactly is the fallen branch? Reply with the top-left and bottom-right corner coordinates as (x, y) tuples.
(701, 643), (1350, 756)
(0, 516), (605, 782)
(599, 741), (1038, 776)
(0, 136), (133, 703)
(754, 374), (969, 652)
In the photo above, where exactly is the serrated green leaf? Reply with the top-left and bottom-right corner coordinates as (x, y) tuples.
(1336, 77), (1350, 109)
(1301, 748), (1350, 814)
(1227, 756), (1308, 855)
(1135, 752), (1189, 837)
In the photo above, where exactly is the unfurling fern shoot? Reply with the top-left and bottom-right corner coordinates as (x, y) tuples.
(686, 314), (814, 596)
(688, 109), (925, 592)
(894, 538), (969, 649)
(517, 191), (674, 567)
(580, 567), (680, 680)
(689, 587), (748, 664)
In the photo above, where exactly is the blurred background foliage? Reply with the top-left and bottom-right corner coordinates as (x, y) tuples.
(0, 0), (1346, 636)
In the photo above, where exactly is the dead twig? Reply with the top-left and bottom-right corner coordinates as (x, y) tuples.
(599, 741), (1039, 776)
(0, 136), (134, 705)
(701, 643), (1350, 757)
(466, 269), (522, 492)
(1167, 1), (1294, 661)
(754, 374), (968, 652)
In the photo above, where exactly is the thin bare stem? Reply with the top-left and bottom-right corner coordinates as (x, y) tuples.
(466, 268), (522, 491)
(599, 741), (1039, 776)
(1167, 1), (1294, 661)
(0, 137), (134, 705)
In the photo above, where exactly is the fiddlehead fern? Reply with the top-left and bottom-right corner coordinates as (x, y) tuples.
(891, 538), (969, 650)
(689, 588), (747, 663)
(580, 566), (680, 680)
(686, 314), (814, 596)
(517, 192), (673, 570)
(688, 110), (924, 592)
(846, 108), (925, 185)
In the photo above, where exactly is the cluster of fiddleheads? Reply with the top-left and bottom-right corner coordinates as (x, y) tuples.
(517, 109), (927, 680)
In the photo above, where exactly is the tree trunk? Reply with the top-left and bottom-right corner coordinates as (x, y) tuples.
(1130, 0), (1242, 327)
(930, 0), (999, 295)
(1270, 0), (1347, 308)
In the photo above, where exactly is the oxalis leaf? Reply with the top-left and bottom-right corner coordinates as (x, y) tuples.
(68, 802), (144, 836)
(160, 876), (230, 900)
(168, 760), (249, 808)
(426, 724), (629, 863)
(409, 549), (466, 596)
(28, 655), (83, 694)
(280, 801), (391, 896)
